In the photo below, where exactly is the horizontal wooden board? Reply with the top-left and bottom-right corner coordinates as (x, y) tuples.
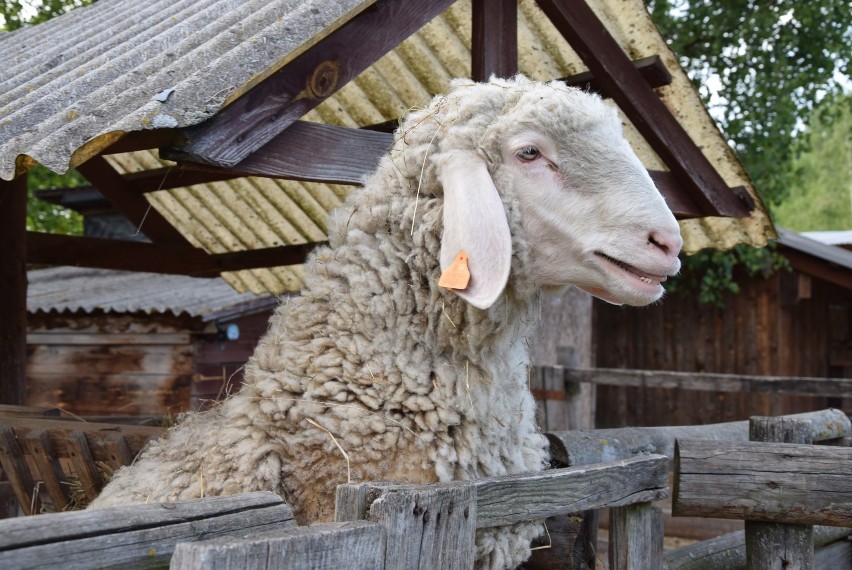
(674, 439), (852, 526)
(0, 492), (295, 569)
(546, 408), (851, 466)
(28, 372), (192, 416)
(0, 417), (164, 462)
(171, 521), (385, 570)
(28, 332), (192, 346)
(28, 343), (193, 375)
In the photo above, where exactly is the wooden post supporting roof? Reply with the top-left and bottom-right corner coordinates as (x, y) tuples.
(471, 0), (517, 81)
(0, 175), (27, 405)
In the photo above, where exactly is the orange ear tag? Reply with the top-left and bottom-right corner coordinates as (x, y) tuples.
(438, 251), (471, 291)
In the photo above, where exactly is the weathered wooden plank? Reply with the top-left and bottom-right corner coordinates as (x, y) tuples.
(609, 503), (663, 570)
(366, 482), (476, 570)
(28, 343), (193, 373)
(0, 425), (40, 515)
(673, 439), (852, 526)
(745, 417), (814, 570)
(23, 429), (70, 511)
(0, 417), (164, 464)
(67, 430), (102, 501)
(526, 511), (599, 570)
(546, 408), (850, 466)
(663, 526), (851, 570)
(473, 455), (669, 528)
(27, 331), (192, 346)
(170, 521), (385, 570)
(543, 365), (568, 432)
(562, 367), (852, 397)
(0, 492), (295, 569)
(103, 433), (134, 471)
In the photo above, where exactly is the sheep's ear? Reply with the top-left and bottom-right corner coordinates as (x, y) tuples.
(436, 150), (512, 310)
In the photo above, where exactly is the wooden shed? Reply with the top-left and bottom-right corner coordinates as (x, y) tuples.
(26, 266), (277, 416)
(594, 228), (852, 428)
(0, 0), (774, 420)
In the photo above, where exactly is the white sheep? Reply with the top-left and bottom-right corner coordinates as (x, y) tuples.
(91, 76), (683, 569)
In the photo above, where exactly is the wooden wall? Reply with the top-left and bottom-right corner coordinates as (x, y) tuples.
(26, 313), (195, 417)
(191, 309), (275, 410)
(594, 269), (852, 428)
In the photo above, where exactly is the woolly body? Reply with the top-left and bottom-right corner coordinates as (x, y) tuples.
(92, 77), (682, 569)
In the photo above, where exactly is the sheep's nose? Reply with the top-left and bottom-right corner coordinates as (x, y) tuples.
(648, 229), (683, 257)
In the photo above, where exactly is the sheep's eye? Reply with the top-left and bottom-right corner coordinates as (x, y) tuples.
(516, 146), (540, 161)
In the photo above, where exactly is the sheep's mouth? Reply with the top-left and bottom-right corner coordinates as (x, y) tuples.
(595, 252), (667, 287)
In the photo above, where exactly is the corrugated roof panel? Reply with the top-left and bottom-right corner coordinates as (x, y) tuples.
(2, 0), (776, 295)
(27, 266), (273, 318)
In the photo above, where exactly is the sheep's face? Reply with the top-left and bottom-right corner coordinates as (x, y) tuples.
(494, 96), (683, 306)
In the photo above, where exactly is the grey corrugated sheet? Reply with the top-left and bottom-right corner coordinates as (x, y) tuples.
(777, 227), (852, 272)
(0, 0), (373, 178)
(28, 266), (276, 320)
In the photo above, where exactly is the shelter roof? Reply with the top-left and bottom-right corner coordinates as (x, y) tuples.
(27, 266), (276, 321)
(1, 0), (775, 294)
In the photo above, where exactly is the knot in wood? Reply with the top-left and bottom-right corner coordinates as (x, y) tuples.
(307, 61), (340, 99)
(413, 505), (424, 517)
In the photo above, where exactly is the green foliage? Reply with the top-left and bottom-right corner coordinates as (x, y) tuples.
(646, 0), (850, 304)
(646, 0), (851, 207)
(772, 94), (852, 231)
(665, 243), (790, 307)
(0, 0), (93, 31)
(25, 165), (85, 234)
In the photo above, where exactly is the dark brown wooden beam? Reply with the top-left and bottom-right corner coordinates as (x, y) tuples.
(76, 156), (190, 245)
(364, 55), (674, 133)
(168, 0), (457, 169)
(183, 121), (715, 219)
(178, 122), (392, 186)
(534, 0), (752, 218)
(472, 0), (518, 81)
(779, 248), (852, 291)
(27, 232), (324, 277)
(99, 129), (181, 155)
(0, 175), (27, 405)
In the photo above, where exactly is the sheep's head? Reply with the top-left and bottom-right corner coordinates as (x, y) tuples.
(422, 76), (682, 309)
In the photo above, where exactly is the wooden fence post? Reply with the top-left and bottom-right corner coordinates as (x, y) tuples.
(337, 481), (477, 570)
(745, 416), (814, 570)
(609, 502), (663, 570)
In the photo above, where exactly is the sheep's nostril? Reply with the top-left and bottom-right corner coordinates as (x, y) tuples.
(649, 231), (683, 257)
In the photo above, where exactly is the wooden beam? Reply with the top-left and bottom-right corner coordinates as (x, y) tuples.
(183, 121), (714, 218)
(168, 0), (457, 169)
(0, 175), (27, 405)
(98, 129), (180, 155)
(364, 55), (674, 133)
(780, 247), (852, 291)
(534, 0), (752, 218)
(471, 0), (518, 81)
(27, 232), (324, 277)
(76, 156), (190, 245)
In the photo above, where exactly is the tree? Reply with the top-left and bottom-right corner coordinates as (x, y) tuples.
(1, 0), (95, 235)
(646, 0), (851, 303)
(772, 94), (852, 231)
(646, 0), (851, 208)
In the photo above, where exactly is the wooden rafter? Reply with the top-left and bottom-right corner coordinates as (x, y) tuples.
(167, 0), (456, 169)
(27, 232), (325, 277)
(76, 156), (190, 245)
(534, 0), (752, 218)
(471, 0), (518, 81)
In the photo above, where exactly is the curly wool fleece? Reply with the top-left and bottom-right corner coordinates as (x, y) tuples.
(92, 76), (623, 568)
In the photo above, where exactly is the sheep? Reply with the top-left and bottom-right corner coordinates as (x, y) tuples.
(91, 76), (683, 569)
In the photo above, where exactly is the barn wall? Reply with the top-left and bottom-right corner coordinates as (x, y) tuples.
(191, 309), (275, 410)
(26, 313), (195, 416)
(594, 269), (851, 428)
